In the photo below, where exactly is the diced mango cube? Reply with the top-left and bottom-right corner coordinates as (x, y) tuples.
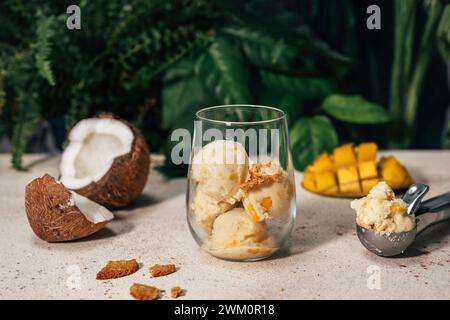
(339, 181), (361, 194)
(362, 178), (379, 194)
(313, 152), (334, 173)
(337, 165), (359, 185)
(358, 161), (378, 180)
(315, 171), (337, 192)
(357, 142), (378, 162)
(333, 143), (356, 167)
(322, 186), (338, 195)
(302, 166), (317, 191)
(379, 156), (409, 189)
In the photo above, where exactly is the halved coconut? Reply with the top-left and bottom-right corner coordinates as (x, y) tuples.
(25, 174), (114, 242)
(59, 113), (150, 208)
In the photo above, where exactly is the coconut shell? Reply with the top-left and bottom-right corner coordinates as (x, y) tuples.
(68, 113), (151, 208)
(25, 174), (110, 242)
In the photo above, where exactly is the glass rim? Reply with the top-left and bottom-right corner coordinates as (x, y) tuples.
(195, 104), (286, 125)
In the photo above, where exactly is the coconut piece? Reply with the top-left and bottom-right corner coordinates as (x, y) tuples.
(25, 174), (114, 242)
(59, 113), (150, 208)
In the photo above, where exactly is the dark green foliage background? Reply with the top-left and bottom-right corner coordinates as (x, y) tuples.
(0, 0), (448, 173)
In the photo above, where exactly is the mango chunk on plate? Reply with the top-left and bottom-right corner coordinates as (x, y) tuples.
(316, 171), (337, 192)
(333, 143), (356, 167)
(357, 142), (378, 162)
(358, 161), (378, 180)
(313, 152), (334, 173)
(301, 142), (414, 197)
(337, 166), (359, 185)
(361, 178), (379, 194)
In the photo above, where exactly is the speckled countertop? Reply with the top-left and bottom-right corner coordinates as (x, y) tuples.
(0, 151), (449, 300)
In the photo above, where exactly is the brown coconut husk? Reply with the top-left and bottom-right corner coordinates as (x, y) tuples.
(25, 174), (110, 242)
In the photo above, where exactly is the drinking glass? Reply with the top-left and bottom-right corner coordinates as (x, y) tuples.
(186, 105), (296, 261)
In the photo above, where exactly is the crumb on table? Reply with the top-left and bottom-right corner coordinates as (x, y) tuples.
(96, 259), (139, 280)
(171, 286), (184, 299)
(149, 264), (177, 277)
(130, 283), (160, 300)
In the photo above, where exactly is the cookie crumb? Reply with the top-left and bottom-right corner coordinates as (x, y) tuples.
(171, 286), (184, 299)
(96, 259), (139, 280)
(130, 283), (160, 300)
(149, 264), (177, 277)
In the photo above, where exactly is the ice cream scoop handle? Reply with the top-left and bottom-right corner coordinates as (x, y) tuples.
(416, 192), (450, 234)
(416, 210), (450, 234)
(417, 192), (450, 214)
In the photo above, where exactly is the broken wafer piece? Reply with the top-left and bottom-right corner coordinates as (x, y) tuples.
(96, 259), (139, 280)
(240, 161), (282, 192)
(130, 283), (160, 300)
(171, 286), (184, 299)
(149, 264), (177, 277)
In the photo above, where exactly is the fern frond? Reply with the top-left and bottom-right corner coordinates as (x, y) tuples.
(34, 12), (55, 86)
(11, 81), (41, 170)
(122, 29), (211, 90)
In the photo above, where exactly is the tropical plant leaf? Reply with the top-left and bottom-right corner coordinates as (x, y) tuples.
(259, 91), (302, 125)
(162, 60), (216, 129)
(196, 37), (253, 104)
(290, 116), (338, 171)
(214, 0), (351, 64)
(322, 94), (391, 124)
(221, 27), (301, 73)
(260, 71), (335, 100)
(437, 4), (450, 60)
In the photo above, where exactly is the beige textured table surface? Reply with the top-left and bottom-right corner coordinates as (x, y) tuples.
(0, 151), (449, 300)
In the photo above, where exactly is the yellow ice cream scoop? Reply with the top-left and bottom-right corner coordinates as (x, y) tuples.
(191, 189), (234, 232)
(209, 208), (267, 248)
(191, 139), (249, 202)
(240, 160), (294, 222)
(243, 179), (293, 222)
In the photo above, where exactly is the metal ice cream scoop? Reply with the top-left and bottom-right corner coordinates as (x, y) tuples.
(356, 184), (450, 257)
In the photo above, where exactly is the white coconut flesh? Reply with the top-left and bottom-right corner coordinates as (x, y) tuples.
(60, 118), (134, 189)
(70, 191), (114, 224)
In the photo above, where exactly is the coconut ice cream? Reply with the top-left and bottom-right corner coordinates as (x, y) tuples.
(203, 208), (276, 260)
(209, 208), (266, 246)
(191, 140), (248, 203)
(191, 189), (234, 232)
(243, 179), (293, 222)
(241, 161), (293, 221)
(351, 181), (415, 233)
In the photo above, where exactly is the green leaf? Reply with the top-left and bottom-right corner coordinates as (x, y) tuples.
(221, 27), (301, 73)
(214, 0), (351, 65)
(437, 4), (450, 60)
(290, 116), (338, 171)
(260, 71), (335, 100)
(322, 94), (391, 124)
(196, 37), (253, 104)
(259, 92), (302, 125)
(162, 60), (216, 129)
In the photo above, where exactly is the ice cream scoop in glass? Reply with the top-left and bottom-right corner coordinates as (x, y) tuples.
(356, 184), (450, 257)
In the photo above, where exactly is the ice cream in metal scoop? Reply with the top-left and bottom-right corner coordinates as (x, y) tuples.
(354, 183), (450, 257)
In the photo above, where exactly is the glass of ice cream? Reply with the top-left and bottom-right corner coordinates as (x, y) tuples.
(187, 105), (296, 261)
